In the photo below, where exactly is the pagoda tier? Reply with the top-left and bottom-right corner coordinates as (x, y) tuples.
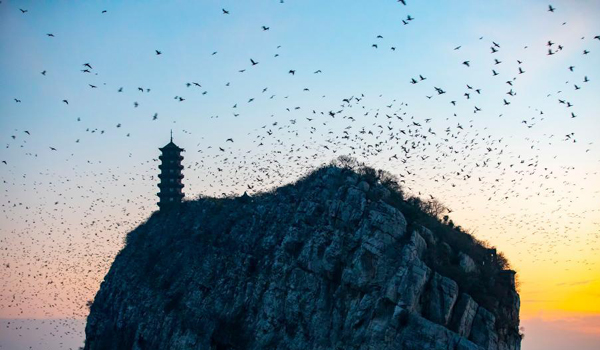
(157, 138), (185, 210)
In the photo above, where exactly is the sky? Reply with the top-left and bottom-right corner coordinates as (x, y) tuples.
(0, 0), (599, 349)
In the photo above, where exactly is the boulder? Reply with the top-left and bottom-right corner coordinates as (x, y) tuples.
(450, 293), (479, 337)
(423, 272), (459, 326)
(459, 252), (478, 274)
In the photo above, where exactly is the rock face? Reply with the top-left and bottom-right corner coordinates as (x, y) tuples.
(85, 166), (521, 350)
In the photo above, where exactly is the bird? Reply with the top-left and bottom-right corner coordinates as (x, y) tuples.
(250, 58), (258, 66)
(155, 50), (162, 55)
(102, 10), (107, 13)
(47, 33), (55, 37)
(289, 70), (296, 75)
(463, 61), (470, 67)
(222, 8), (229, 14)
(19, 8), (27, 13)
(14, 99), (21, 103)
(83, 63), (93, 69)
(41, 70), (46, 75)
(62, 100), (68, 104)
(226, 138), (234, 143)
(262, 26), (270, 31)
(548, 5), (555, 12)
(49, 147), (57, 151)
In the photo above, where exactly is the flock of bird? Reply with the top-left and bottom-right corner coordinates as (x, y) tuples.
(1, 2), (599, 349)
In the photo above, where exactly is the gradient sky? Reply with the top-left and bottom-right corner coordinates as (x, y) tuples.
(1, 0), (599, 349)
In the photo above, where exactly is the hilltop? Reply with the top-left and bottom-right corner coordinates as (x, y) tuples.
(85, 158), (521, 350)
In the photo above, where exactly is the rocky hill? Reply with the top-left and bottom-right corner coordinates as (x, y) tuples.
(84, 160), (521, 350)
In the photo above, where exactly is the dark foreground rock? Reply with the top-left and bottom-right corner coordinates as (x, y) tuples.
(85, 165), (521, 350)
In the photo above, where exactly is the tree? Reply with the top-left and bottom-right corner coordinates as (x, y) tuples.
(421, 198), (449, 219)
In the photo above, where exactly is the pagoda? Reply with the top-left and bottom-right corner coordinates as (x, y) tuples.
(157, 131), (185, 210)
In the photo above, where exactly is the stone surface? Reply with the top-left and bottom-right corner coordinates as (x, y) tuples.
(450, 293), (479, 337)
(470, 307), (499, 350)
(423, 272), (459, 326)
(459, 252), (478, 274)
(84, 166), (520, 350)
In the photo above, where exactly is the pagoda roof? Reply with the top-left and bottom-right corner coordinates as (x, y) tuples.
(159, 141), (184, 151)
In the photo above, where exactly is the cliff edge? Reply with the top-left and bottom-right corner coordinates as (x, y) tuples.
(85, 161), (521, 350)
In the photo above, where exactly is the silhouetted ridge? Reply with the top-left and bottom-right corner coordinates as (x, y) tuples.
(85, 157), (521, 350)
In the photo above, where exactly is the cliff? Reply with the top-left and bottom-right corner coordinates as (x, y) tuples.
(85, 162), (521, 350)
